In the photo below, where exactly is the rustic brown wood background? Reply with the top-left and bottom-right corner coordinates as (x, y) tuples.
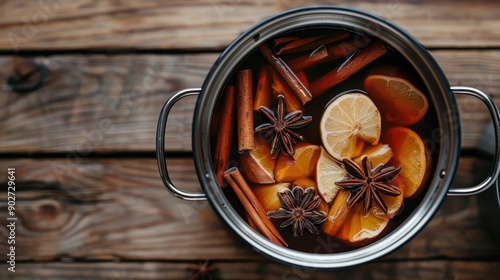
(1, 0), (500, 279)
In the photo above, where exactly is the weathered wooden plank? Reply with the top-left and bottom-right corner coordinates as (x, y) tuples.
(0, 0), (499, 51)
(1, 50), (499, 153)
(0, 158), (256, 261)
(0, 54), (217, 152)
(0, 157), (498, 261)
(436, 50), (500, 149)
(1, 260), (500, 280)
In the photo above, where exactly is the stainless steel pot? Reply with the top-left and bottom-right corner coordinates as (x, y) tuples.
(156, 6), (500, 269)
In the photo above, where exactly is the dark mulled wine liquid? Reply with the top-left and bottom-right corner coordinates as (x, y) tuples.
(210, 28), (438, 253)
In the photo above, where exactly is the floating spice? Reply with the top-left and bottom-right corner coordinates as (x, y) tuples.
(287, 40), (362, 71)
(224, 167), (288, 247)
(273, 32), (349, 55)
(311, 40), (388, 96)
(259, 44), (312, 105)
(255, 95), (312, 158)
(214, 85), (236, 186)
(236, 69), (255, 153)
(336, 157), (402, 216)
(267, 186), (327, 237)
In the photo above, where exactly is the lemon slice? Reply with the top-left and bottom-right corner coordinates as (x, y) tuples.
(320, 93), (381, 159)
(316, 147), (346, 203)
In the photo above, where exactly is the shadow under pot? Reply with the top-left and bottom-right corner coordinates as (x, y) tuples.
(477, 122), (500, 241)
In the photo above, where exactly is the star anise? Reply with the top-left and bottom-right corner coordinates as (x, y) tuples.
(267, 186), (327, 237)
(186, 260), (217, 280)
(255, 95), (312, 158)
(336, 157), (402, 216)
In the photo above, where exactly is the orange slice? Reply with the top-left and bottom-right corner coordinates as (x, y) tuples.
(364, 74), (429, 125)
(335, 201), (390, 247)
(316, 147), (346, 203)
(320, 93), (381, 159)
(253, 66), (273, 111)
(252, 182), (291, 212)
(274, 143), (321, 182)
(353, 143), (393, 167)
(383, 126), (427, 198)
(322, 189), (351, 236)
(240, 136), (276, 184)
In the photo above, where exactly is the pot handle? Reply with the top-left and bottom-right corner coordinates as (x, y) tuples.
(448, 86), (500, 196)
(156, 88), (207, 201)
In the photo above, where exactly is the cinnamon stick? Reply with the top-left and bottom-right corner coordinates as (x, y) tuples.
(273, 36), (299, 47)
(270, 67), (302, 112)
(214, 85), (236, 186)
(259, 44), (312, 105)
(273, 32), (349, 55)
(236, 69), (255, 153)
(288, 40), (362, 71)
(245, 211), (263, 235)
(224, 167), (288, 247)
(311, 40), (388, 96)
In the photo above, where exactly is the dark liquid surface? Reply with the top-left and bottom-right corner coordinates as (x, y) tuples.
(211, 28), (439, 253)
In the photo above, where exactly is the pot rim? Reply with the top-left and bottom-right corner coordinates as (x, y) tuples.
(192, 5), (460, 269)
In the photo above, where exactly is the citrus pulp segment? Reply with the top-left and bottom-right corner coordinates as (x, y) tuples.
(274, 143), (321, 182)
(320, 93), (381, 159)
(383, 126), (427, 198)
(364, 74), (429, 125)
(316, 147), (346, 203)
(335, 202), (390, 246)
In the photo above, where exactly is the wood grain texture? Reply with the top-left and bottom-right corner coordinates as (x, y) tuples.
(0, 0), (500, 51)
(1, 50), (499, 153)
(0, 158), (498, 262)
(1, 1), (498, 278)
(2, 260), (500, 280)
(0, 158), (256, 261)
(0, 54), (217, 152)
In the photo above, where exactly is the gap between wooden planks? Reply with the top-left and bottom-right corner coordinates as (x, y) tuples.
(1, 260), (500, 280)
(0, 0), (500, 51)
(0, 157), (498, 262)
(0, 50), (499, 153)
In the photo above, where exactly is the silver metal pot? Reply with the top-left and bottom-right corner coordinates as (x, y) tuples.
(156, 6), (500, 269)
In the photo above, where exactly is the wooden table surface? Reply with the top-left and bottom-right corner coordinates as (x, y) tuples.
(1, 1), (500, 279)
